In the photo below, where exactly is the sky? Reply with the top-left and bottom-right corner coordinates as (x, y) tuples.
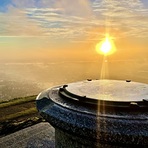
(0, 0), (148, 62)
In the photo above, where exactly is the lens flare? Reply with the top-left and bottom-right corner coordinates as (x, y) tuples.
(96, 35), (116, 55)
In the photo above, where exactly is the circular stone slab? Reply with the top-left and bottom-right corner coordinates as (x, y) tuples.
(66, 80), (148, 102)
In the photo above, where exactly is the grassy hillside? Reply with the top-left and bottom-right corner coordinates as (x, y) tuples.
(0, 95), (36, 108)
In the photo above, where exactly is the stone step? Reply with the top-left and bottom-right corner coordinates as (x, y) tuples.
(0, 122), (55, 148)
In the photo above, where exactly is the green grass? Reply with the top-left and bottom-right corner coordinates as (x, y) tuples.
(0, 107), (37, 121)
(0, 95), (37, 109)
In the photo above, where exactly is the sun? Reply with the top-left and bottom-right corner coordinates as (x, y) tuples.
(96, 35), (116, 55)
(100, 37), (111, 54)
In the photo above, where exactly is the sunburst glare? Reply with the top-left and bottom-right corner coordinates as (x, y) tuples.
(96, 34), (116, 56)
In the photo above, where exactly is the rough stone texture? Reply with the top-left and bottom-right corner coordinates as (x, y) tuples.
(0, 122), (55, 148)
(55, 128), (125, 148)
(36, 80), (148, 147)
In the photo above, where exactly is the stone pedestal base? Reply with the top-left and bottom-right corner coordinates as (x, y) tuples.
(55, 129), (124, 148)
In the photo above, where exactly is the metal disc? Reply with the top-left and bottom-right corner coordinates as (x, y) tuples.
(66, 80), (148, 102)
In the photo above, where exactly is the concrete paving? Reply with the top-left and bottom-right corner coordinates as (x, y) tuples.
(0, 122), (55, 148)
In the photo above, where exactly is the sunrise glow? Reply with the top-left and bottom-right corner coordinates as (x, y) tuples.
(0, 0), (147, 62)
(96, 35), (116, 56)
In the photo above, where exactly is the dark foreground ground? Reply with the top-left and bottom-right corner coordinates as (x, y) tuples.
(0, 122), (55, 148)
(0, 96), (44, 137)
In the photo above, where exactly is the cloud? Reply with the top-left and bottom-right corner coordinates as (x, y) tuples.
(11, 0), (36, 8)
(92, 0), (148, 38)
(55, 0), (92, 18)
(0, 0), (148, 41)
(0, 0), (93, 39)
(0, 7), (43, 37)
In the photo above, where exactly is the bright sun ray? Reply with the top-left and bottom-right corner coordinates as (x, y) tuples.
(96, 34), (116, 56)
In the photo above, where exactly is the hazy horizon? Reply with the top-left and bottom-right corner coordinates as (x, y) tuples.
(0, 59), (148, 101)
